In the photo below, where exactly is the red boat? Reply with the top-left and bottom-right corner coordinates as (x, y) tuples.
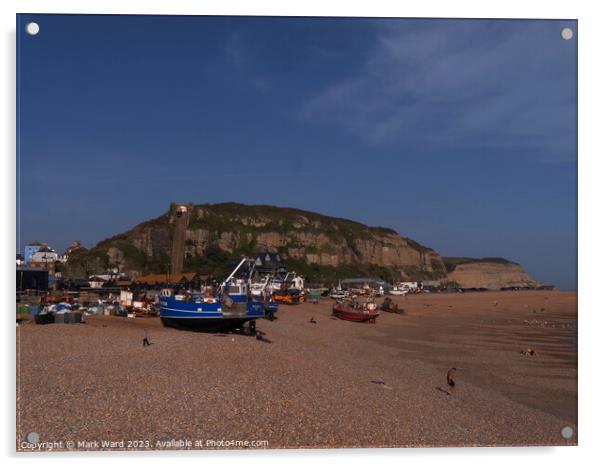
(332, 301), (379, 323)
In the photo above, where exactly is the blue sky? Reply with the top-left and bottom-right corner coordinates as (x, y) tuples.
(17, 15), (577, 289)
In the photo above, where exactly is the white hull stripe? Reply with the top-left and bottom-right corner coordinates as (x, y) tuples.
(160, 306), (222, 314)
(160, 315), (258, 319)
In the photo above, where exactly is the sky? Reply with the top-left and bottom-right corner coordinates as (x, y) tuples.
(17, 15), (577, 289)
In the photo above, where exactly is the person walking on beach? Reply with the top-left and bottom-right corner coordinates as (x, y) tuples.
(143, 329), (151, 347)
(446, 367), (457, 395)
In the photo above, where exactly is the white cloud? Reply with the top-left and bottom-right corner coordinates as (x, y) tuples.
(303, 20), (576, 162)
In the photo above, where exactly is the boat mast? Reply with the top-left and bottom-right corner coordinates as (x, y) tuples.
(247, 259), (256, 285)
(258, 273), (271, 291)
(221, 257), (248, 289)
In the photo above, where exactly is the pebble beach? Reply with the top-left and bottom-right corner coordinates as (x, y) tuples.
(16, 290), (577, 451)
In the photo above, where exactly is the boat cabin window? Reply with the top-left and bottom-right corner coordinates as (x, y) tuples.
(228, 285), (245, 294)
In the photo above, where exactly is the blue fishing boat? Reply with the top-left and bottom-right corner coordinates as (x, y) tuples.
(264, 300), (279, 314)
(159, 258), (265, 331)
(249, 273), (279, 319)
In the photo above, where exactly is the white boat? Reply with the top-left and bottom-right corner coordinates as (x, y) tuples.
(329, 290), (349, 300)
(329, 281), (348, 299)
(388, 286), (409, 296)
(250, 274), (272, 298)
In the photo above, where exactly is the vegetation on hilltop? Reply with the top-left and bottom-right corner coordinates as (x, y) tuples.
(442, 257), (518, 273)
(63, 202), (444, 281)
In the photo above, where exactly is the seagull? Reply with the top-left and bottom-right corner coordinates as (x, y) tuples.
(446, 368), (457, 395)
(371, 379), (392, 390)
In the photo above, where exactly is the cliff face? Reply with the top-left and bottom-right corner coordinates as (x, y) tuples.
(65, 203), (543, 288)
(444, 259), (540, 290)
(67, 202), (447, 281)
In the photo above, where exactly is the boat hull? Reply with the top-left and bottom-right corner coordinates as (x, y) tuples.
(159, 297), (264, 331)
(160, 316), (255, 331)
(272, 295), (301, 305)
(265, 301), (279, 313)
(332, 304), (379, 323)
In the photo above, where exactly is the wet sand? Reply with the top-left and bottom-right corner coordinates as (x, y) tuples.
(16, 290), (577, 450)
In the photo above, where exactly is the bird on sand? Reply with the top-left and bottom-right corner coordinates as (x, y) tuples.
(446, 368), (457, 395)
(309, 317), (317, 324)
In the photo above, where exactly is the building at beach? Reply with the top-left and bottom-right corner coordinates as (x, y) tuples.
(88, 276), (108, 289)
(130, 272), (208, 290)
(23, 241), (45, 265)
(253, 252), (286, 275)
(16, 266), (49, 292)
(30, 246), (58, 264)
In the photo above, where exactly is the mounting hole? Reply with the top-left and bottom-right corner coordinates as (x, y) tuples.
(25, 22), (40, 36)
(560, 27), (573, 40)
(560, 425), (574, 439)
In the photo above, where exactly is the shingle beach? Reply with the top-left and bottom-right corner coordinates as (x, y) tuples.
(16, 290), (577, 451)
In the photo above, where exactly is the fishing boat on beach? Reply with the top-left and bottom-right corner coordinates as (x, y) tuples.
(329, 289), (348, 300)
(332, 299), (380, 323)
(329, 281), (349, 300)
(159, 258), (265, 331)
(271, 288), (303, 305)
(388, 285), (409, 296)
(249, 273), (279, 319)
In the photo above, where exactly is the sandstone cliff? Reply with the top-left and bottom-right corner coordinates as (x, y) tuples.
(66, 202), (447, 282)
(65, 203), (543, 288)
(443, 258), (541, 290)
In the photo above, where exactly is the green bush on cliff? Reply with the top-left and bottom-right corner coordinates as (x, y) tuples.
(443, 256), (517, 273)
